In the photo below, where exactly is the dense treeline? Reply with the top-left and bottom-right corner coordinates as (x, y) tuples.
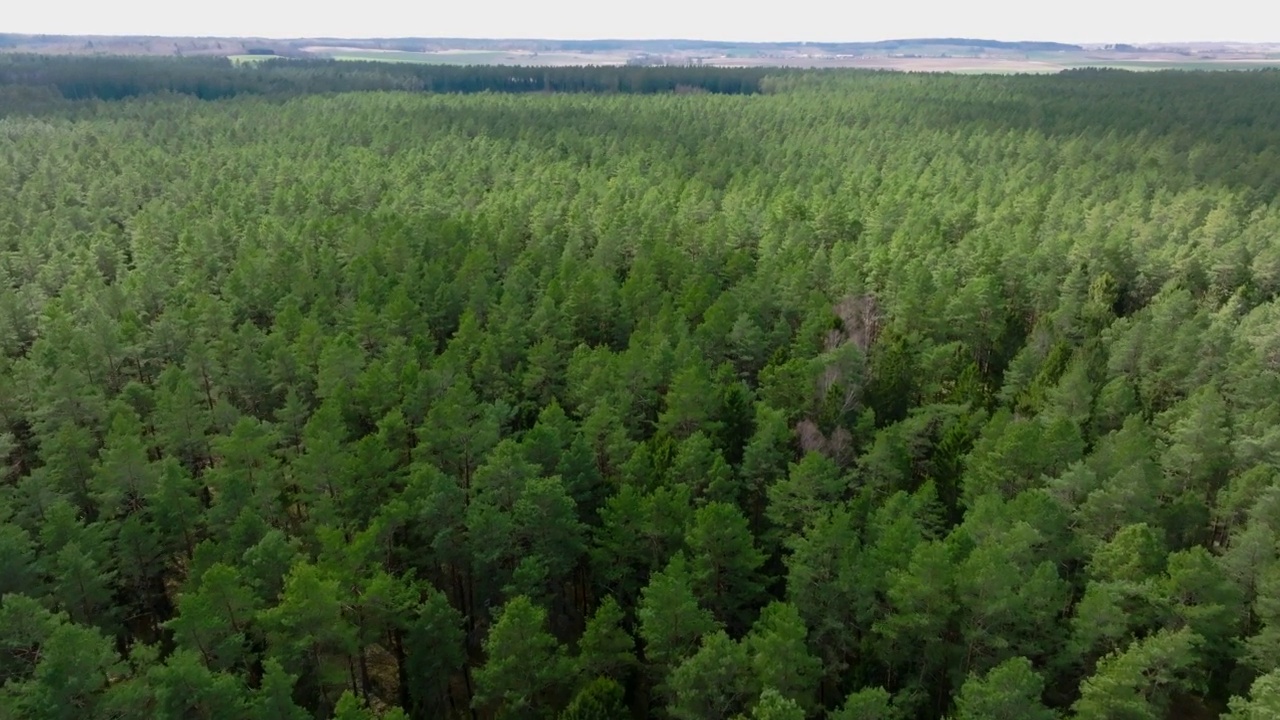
(0, 55), (769, 103)
(2, 60), (1280, 719)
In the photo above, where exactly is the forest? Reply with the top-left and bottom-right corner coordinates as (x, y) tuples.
(2, 58), (1280, 719)
(0, 55), (770, 102)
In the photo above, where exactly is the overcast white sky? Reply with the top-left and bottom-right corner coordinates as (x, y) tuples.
(5, 0), (1279, 44)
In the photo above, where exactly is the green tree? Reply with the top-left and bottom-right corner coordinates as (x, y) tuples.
(404, 589), (466, 720)
(954, 500), (1069, 678)
(0, 594), (121, 720)
(873, 539), (957, 695)
(473, 596), (567, 719)
(166, 562), (260, 671)
(1071, 628), (1203, 720)
(1162, 546), (1242, 666)
(743, 602), (820, 712)
(1224, 669), (1280, 719)
(40, 516), (117, 630)
(1069, 523), (1168, 666)
(667, 431), (735, 506)
(259, 562), (357, 716)
(560, 677), (628, 720)
(0, 521), (38, 599)
(576, 596), (638, 683)
(951, 657), (1054, 720)
(739, 403), (794, 532)
(749, 688), (806, 720)
(250, 659), (311, 720)
(147, 649), (249, 720)
(415, 376), (500, 489)
(639, 553), (719, 676)
(667, 630), (754, 720)
(785, 506), (864, 686)
(90, 404), (158, 518)
(592, 484), (693, 608)
(686, 502), (767, 631)
(658, 360), (722, 440)
(831, 686), (896, 720)
(766, 451), (846, 535)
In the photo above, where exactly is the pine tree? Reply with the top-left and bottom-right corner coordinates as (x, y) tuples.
(473, 596), (567, 719)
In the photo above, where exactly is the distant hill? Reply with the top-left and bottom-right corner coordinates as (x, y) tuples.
(850, 38), (1082, 51)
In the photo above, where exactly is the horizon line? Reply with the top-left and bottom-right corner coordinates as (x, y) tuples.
(2, 32), (1277, 46)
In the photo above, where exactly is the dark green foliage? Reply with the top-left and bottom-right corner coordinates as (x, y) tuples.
(0, 54), (770, 105)
(575, 597), (638, 684)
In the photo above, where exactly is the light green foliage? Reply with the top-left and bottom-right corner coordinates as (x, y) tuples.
(750, 688), (806, 720)
(952, 657), (1054, 720)
(1223, 670), (1280, 719)
(832, 686), (896, 720)
(962, 410), (1083, 505)
(1162, 546), (1243, 660)
(1088, 523), (1166, 583)
(592, 483), (694, 607)
(669, 431), (736, 505)
(667, 630), (754, 720)
(1244, 562), (1280, 674)
(1069, 524), (1169, 663)
(560, 677), (628, 720)
(1072, 628), (1202, 720)
(147, 649), (249, 720)
(0, 521), (38, 598)
(165, 562), (260, 670)
(333, 691), (377, 720)
(873, 539), (957, 688)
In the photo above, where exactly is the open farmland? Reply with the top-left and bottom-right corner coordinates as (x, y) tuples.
(305, 47), (623, 65)
(4, 33), (1280, 72)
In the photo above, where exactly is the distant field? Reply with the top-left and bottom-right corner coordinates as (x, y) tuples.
(228, 54), (278, 65)
(1058, 59), (1280, 71)
(312, 49), (1280, 74)
(310, 48), (625, 66)
(714, 54), (1280, 73)
(6, 34), (1280, 74)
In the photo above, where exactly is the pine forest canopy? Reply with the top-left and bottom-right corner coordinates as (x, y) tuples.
(0, 55), (772, 101)
(1, 57), (1280, 719)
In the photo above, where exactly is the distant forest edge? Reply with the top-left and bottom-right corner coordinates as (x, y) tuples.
(8, 55), (1280, 110)
(0, 55), (772, 100)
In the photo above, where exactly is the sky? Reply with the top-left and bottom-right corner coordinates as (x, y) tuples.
(5, 0), (1279, 44)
